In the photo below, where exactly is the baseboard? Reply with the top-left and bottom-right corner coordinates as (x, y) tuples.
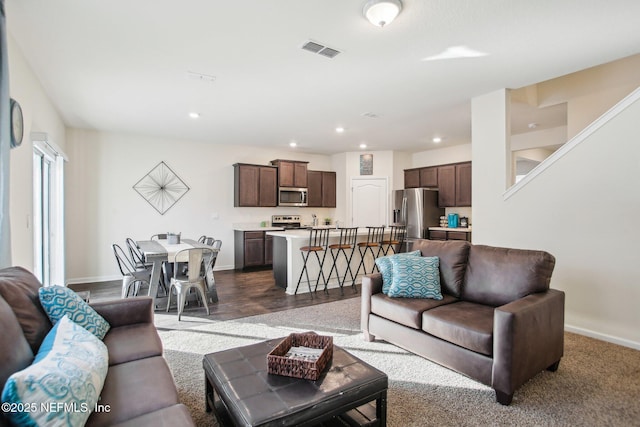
(565, 324), (640, 351)
(65, 264), (236, 286)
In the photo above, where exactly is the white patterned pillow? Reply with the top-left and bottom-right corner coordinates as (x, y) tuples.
(375, 250), (421, 294)
(387, 256), (443, 299)
(39, 285), (110, 339)
(1, 315), (109, 427)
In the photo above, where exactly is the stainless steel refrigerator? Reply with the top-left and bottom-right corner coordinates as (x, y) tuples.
(393, 188), (444, 239)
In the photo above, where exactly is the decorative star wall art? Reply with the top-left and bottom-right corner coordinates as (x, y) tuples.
(133, 161), (190, 215)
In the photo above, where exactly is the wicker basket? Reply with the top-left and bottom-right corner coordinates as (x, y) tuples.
(267, 333), (333, 380)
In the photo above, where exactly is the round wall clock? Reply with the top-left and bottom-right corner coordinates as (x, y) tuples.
(10, 98), (24, 148)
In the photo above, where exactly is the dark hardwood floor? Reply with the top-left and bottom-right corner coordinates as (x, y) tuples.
(69, 268), (360, 321)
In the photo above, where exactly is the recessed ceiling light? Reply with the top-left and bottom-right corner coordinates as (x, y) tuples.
(189, 112), (200, 119)
(289, 141), (297, 147)
(359, 143), (367, 149)
(432, 137), (442, 143)
(422, 45), (488, 61)
(336, 127), (345, 133)
(528, 122), (538, 129)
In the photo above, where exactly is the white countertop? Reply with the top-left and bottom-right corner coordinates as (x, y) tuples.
(233, 223), (284, 232)
(428, 227), (472, 232)
(267, 227), (371, 239)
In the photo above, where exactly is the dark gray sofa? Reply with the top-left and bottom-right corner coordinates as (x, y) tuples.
(361, 239), (565, 405)
(0, 266), (195, 426)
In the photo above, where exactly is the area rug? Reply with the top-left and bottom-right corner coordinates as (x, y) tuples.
(159, 298), (640, 426)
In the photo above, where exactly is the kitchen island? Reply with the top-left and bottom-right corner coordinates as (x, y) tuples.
(267, 228), (388, 295)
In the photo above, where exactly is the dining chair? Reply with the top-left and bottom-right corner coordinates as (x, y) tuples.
(126, 238), (152, 270)
(112, 244), (152, 298)
(150, 233), (167, 240)
(166, 247), (215, 320)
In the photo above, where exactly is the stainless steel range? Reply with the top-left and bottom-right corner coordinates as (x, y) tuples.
(271, 215), (302, 229)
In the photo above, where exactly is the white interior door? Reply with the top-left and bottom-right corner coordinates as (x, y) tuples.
(351, 178), (388, 227)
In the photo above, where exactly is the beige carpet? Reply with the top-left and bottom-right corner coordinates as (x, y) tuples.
(158, 298), (640, 426)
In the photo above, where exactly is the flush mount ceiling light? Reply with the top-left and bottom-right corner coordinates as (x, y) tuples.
(363, 0), (402, 27)
(188, 112), (200, 119)
(335, 126), (345, 133)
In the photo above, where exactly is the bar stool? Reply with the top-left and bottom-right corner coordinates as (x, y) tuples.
(326, 227), (359, 294)
(380, 225), (407, 256)
(295, 228), (330, 296)
(355, 226), (385, 279)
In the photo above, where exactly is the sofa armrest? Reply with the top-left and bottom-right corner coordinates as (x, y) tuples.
(361, 273), (383, 339)
(492, 289), (565, 399)
(90, 297), (154, 328)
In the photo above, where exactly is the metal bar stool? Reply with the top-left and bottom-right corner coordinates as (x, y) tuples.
(326, 227), (359, 294)
(355, 226), (385, 279)
(295, 228), (330, 296)
(380, 225), (407, 256)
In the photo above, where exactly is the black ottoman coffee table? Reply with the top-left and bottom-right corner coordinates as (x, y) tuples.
(203, 337), (388, 426)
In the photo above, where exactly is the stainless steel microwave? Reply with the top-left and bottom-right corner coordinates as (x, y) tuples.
(278, 187), (308, 207)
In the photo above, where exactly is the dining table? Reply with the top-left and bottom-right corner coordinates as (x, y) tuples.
(136, 238), (219, 310)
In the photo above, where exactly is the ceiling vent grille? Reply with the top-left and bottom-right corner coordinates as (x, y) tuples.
(302, 41), (341, 59)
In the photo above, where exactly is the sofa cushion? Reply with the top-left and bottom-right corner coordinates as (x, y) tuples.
(0, 266), (52, 353)
(461, 245), (556, 306)
(109, 404), (194, 427)
(422, 301), (495, 356)
(39, 285), (111, 339)
(387, 256), (443, 300)
(374, 250), (421, 294)
(371, 293), (458, 329)
(411, 240), (470, 297)
(0, 295), (34, 392)
(103, 323), (163, 366)
(85, 356), (180, 427)
(2, 316), (108, 427)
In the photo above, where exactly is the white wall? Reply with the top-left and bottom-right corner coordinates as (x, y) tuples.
(7, 34), (66, 270)
(472, 88), (640, 349)
(64, 129), (336, 283)
(412, 144), (472, 168)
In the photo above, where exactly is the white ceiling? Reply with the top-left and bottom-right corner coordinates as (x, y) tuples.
(6, 0), (640, 154)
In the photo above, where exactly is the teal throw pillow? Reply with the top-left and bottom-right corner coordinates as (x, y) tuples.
(39, 285), (110, 340)
(375, 250), (421, 294)
(387, 256), (443, 299)
(1, 315), (109, 427)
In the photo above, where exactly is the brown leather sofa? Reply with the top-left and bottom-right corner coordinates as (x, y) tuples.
(0, 266), (195, 426)
(361, 240), (565, 405)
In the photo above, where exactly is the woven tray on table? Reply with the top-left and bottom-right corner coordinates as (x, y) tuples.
(267, 332), (333, 381)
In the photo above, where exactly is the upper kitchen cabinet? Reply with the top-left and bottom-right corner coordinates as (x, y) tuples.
(455, 162), (472, 207)
(404, 168), (420, 188)
(404, 162), (472, 207)
(270, 160), (308, 188)
(233, 163), (278, 207)
(307, 170), (336, 208)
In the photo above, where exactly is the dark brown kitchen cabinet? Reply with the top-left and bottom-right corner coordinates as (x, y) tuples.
(437, 165), (456, 207)
(404, 161), (472, 207)
(404, 169), (420, 188)
(455, 162), (472, 206)
(234, 230), (273, 269)
(419, 167), (438, 187)
(270, 160), (308, 188)
(233, 163), (277, 207)
(429, 229), (471, 241)
(307, 170), (336, 208)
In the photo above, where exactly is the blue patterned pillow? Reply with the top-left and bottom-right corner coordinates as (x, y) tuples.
(387, 256), (443, 299)
(39, 286), (110, 340)
(1, 316), (109, 427)
(375, 250), (421, 294)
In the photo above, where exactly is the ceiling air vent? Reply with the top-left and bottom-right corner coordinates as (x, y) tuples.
(301, 40), (341, 59)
